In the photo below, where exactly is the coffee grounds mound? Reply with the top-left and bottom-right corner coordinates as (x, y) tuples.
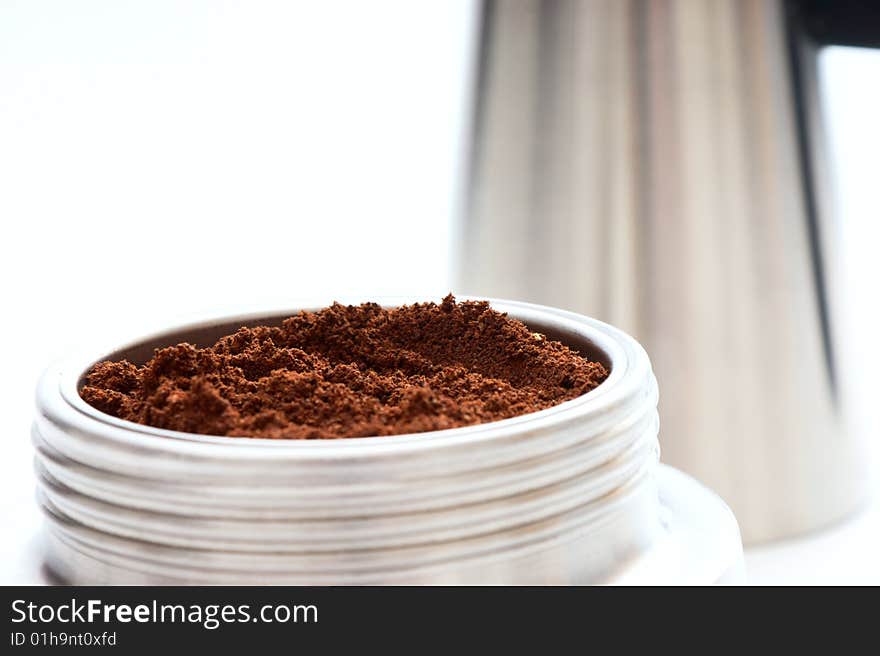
(81, 296), (609, 439)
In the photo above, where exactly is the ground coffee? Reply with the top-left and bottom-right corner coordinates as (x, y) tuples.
(81, 296), (609, 439)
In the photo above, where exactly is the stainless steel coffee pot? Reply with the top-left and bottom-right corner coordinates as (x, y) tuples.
(457, 0), (868, 543)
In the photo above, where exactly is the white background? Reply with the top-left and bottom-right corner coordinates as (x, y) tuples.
(0, 2), (878, 584)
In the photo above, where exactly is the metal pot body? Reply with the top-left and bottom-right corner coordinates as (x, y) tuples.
(459, 0), (867, 542)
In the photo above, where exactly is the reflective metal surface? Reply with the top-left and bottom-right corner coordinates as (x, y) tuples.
(459, 0), (868, 542)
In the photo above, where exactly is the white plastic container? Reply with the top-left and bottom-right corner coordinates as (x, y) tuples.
(32, 298), (743, 584)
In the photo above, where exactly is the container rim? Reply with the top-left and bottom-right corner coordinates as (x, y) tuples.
(49, 296), (649, 460)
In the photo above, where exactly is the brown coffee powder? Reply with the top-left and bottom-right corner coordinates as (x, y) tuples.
(80, 296), (609, 439)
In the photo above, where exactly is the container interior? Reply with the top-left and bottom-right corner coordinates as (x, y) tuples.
(77, 309), (613, 390)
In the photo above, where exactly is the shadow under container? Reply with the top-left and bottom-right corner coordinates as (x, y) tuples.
(32, 298), (743, 584)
